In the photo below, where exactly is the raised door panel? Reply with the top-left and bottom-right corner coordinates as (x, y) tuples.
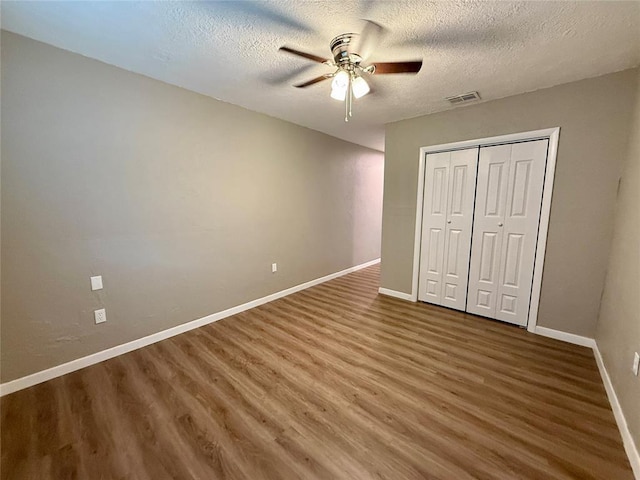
(495, 140), (548, 325)
(441, 148), (478, 311)
(467, 144), (511, 319)
(418, 152), (449, 303)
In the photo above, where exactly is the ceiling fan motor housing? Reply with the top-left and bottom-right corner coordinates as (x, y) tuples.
(330, 33), (362, 67)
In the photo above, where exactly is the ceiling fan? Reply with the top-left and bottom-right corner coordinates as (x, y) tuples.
(279, 22), (422, 122)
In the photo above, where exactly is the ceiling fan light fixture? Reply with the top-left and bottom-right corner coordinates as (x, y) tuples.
(330, 69), (349, 101)
(330, 86), (347, 101)
(352, 75), (370, 99)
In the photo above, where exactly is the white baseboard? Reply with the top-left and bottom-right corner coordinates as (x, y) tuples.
(533, 326), (596, 348)
(378, 287), (413, 301)
(0, 258), (380, 397)
(593, 343), (640, 479)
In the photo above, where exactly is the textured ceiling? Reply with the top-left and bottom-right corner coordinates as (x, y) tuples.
(2, 1), (640, 151)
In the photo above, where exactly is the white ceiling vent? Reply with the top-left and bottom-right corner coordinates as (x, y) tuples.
(446, 91), (481, 105)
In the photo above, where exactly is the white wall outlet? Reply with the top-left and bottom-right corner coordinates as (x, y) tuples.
(272, 263), (277, 273)
(90, 275), (103, 291)
(94, 308), (107, 324)
(633, 352), (639, 376)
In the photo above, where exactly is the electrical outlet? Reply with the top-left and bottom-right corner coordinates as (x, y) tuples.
(94, 308), (107, 324)
(633, 352), (639, 376)
(272, 263), (277, 273)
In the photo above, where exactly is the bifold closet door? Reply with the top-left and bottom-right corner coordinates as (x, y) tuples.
(418, 148), (478, 310)
(467, 140), (548, 326)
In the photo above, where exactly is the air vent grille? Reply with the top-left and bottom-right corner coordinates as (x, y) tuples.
(446, 91), (481, 105)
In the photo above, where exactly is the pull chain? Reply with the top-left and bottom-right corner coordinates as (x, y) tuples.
(345, 73), (353, 122)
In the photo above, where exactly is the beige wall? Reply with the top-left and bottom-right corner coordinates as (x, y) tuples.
(382, 68), (638, 337)
(0, 32), (384, 382)
(596, 69), (640, 450)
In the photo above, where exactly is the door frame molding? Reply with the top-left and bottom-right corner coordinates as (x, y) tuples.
(410, 127), (560, 332)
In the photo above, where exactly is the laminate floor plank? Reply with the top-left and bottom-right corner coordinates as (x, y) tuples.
(1, 265), (633, 479)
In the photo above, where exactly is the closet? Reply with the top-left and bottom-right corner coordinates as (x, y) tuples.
(418, 138), (549, 327)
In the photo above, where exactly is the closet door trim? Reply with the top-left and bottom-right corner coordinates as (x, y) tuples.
(408, 128), (560, 333)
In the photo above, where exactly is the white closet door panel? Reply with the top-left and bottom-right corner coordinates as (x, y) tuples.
(467, 144), (511, 318)
(441, 148), (478, 310)
(418, 152), (449, 303)
(418, 148), (477, 308)
(495, 140), (548, 325)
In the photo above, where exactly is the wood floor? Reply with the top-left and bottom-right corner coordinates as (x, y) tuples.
(1, 265), (633, 479)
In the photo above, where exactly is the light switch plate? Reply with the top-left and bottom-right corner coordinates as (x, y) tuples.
(94, 308), (107, 324)
(90, 275), (103, 291)
(272, 263), (277, 273)
(633, 352), (639, 376)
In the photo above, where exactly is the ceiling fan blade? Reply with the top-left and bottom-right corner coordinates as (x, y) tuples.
(389, 28), (501, 50)
(203, 2), (314, 34)
(354, 19), (385, 61)
(294, 74), (333, 88)
(262, 64), (317, 86)
(372, 61), (423, 74)
(279, 46), (330, 64)
(358, 0), (378, 18)
(236, 3), (314, 33)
